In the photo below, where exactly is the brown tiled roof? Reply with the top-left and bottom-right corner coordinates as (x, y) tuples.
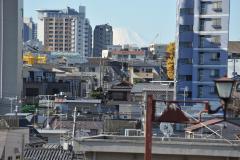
(228, 41), (240, 54)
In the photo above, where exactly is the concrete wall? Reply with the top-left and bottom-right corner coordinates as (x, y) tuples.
(75, 136), (240, 159)
(0, 128), (29, 160)
(0, 0), (23, 98)
(85, 152), (239, 160)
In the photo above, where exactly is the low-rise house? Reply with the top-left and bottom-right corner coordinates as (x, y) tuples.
(0, 121), (29, 160)
(128, 61), (164, 84)
(23, 64), (69, 103)
(131, 82), (174, 103)
(107, 81), (132, 101)
(104, 50), (145, 61)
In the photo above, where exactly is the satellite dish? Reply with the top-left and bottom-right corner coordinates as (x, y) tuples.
(160, 123), (173, 137)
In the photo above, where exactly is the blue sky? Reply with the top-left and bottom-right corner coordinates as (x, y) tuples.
(24, 0), (240, 44)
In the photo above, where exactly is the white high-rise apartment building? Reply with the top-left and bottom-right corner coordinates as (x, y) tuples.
(37, 6), (92, 57)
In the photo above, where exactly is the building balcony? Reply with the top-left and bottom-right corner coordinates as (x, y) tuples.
(212, 24), (222, 29)
(212, 7), (222, 12)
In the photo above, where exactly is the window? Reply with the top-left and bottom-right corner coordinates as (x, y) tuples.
(131, 55), (136, 58)
(199, 19), (205, 31)
(210, 86), (217, 94)
(199, 69), (204, 80)
(211, 36), (221, 45)
(179, 25), (193, 32)
(180, 42), (192, 48)
(200, 2), (208, 14)
(213, 1), (222, 12)
(179, 75), (192, 81)
(210, 69), (219, 78)
(133, 68), (140, 73)
(16, 156), (21, 160)
(179, 58), (192, 64)
(146, 69), (152, 73)
(8, 157), (12, 160)
(211, 52), (220, 61)
(212, 18), (221, 29)
(198, 85), (204, 97)
(199, 52), (204, 64)
(199, 36), (206, 48)
(180, 8), (193, 15)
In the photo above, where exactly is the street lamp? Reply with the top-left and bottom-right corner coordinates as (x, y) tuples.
(214, 77), (234, 121)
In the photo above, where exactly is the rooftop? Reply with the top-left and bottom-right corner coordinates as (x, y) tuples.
(75, 135), (240, 158)
(228, 41), (240, 54)
(111, 50), (144, 55)
(131, 83), (174, 93)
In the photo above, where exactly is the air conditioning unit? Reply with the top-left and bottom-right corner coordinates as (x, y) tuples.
(125, 129), (141, 136)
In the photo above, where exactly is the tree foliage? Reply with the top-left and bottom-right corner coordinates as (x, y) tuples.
(166, 42), (175, 80)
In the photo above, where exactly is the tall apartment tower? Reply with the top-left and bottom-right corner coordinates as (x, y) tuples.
(23, 17), (37, 42)
(0, 0), (23, 99)
(93, 24), (113, 57)
(175, 0), (230, 102)
(37, 6), (92, 58)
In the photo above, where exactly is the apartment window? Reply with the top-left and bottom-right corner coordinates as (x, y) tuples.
(199, 19), (205, 31)
(180, 8), (193, 15)
(210, 86), (217, 94)
(210, 69), (219, 78)
(199, 52), (204, 64)
(199, 36), (206, 48)
(211, 36), (221, 45)
(179, 58), (192, 64)
(179, 75), (192, 81)
(199, 69), (204, 80)
(180, 42), (192, 48)
(179, 25), (193, 32)
(200, 2), (208, 15)
(134, 68), (140, 73)
(213, 1), (222, 12)
(198, 85), (204, 98)
(131, 55), (136, 58)
(211, 52), (220, 61)
(212, 18), (222, 29)
(146, 69), (152, 73)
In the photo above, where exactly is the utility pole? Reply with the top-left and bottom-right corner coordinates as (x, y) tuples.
(72, 107), (77, 146)
(46, 95), (50, 129)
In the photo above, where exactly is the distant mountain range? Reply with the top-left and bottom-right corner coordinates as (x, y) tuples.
(113, 27), (147, 47)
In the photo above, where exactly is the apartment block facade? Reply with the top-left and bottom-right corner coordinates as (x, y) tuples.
(24, 17), (37, 42)
(93, 24), (113, 57)
(175, 0), (230, 101)
(37, 6), (92, 58)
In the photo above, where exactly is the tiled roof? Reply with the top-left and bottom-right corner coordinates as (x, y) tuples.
(24, 147), (79, 160)
(228, 41), (240, 54)
(59, 121), (103, 130)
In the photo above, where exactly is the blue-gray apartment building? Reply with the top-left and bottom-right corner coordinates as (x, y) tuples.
(175, 0), (230, 102)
